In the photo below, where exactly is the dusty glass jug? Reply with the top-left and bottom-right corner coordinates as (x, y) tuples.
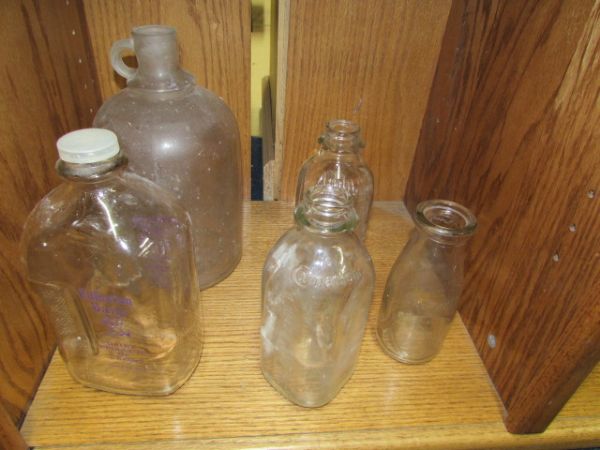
(295, 119), (373, 241)
(376, 199), (477, 364)
(21, 129), (202, 395)
(261, 185), (375, 407)
(93, 25), (242, 289)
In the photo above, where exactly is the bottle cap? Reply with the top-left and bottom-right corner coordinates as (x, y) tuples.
(56, 128), (120, 163)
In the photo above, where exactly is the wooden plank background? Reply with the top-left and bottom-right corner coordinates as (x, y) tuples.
(0, 0), (101, 429)
(405, 0), (600, 433)
(0, 403), (27, 450)
(83, 0), (251, 198)
(273, 0), (451, 201)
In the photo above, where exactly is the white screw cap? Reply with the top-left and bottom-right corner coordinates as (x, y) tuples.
(57, 128), (119, 163)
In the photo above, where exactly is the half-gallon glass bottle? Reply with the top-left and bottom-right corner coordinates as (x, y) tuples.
(21, 129), (202, 395)
(376, 199), (477, 364)
(261, 185), (375, 407)
(93, 25), (242, 289)
(295, 120), (373, 241)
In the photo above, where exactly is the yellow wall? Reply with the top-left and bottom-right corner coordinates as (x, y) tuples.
(251, 0), (272, 136)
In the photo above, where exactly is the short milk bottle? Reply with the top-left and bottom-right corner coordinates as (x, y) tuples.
(377, 199), (477, 363)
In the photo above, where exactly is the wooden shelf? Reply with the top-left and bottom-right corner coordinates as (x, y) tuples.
(21, 202), (600, 449)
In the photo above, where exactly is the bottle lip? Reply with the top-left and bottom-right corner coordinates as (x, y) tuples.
(326, 119), (360, 135)
(132, 25), (176, 37)
(321, 119), (364, 152)
(414, 199), (477, 239)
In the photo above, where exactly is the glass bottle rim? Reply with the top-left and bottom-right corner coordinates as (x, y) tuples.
(326, 119), (360, 135)
(132, 25), (176, 37)
(415, 199), (477, 239)
(320, 119), (364, 151)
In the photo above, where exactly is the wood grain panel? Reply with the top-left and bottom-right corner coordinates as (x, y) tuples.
(0, 0), (101, 428)
(83, 0), (251, 198)
(0, 403), (27, 450)
(21, 203), (600, 449)
(275, 0), (451, 201)
(263, 0), (286, 200)
(405, 0), (600, 433)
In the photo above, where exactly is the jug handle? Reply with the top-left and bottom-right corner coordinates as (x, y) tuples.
(110, 38), (136, 81)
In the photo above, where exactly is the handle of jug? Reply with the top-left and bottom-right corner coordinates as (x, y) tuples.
(111, 38), (136, 81)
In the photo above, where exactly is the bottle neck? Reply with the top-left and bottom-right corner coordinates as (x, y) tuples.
(128, 26), (194, 92)
(320, 119), (363, 155)
(56, 154), (126, 183)
(295, 187), (357, 235)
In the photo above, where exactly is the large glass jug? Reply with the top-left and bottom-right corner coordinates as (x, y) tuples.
(21, 129), (202, 395)
(93, 25), (242, 289)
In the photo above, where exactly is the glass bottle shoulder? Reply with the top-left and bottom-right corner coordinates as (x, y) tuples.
(95, 85), (237, 125)
(265, 227), (374, 276)
(301, 149), (371, 177)
(298, 155), (373, 200)
(22, 172), (191, 266)
(93, 86), (240, 165)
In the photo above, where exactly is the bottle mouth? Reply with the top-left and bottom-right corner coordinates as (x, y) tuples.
(321, 119), (363, 151)
(132, 25), (176, 37)
(415, 199), (477, 241)
(326, 119), (360, 135)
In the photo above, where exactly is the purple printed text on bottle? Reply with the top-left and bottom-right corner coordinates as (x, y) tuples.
(79, 288), (132, 337)
(98, 342), (146, 361)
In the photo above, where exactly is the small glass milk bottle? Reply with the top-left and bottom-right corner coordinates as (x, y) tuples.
(377, 199), (477, 364)
(21, 129), (202, 395)
(296, 120), (373, 240)
(261, 185), (375, 407)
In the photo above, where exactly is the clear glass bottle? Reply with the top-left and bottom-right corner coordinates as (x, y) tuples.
(295, 120), (374, 241)
(93, 25), (242, 290)
(376, 199), (477, 364)
(261, 185), (375, 407)
(21, 129), (202, 395)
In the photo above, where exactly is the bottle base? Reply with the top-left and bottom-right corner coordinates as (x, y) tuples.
(375, 330), (438, 365)
(197, 250), (243, 290)
(66, 353), (202, 396)
(75, 379), (184, 396)
(261, 366), (347, 408)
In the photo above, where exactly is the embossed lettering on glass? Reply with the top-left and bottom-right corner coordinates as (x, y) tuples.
(296, 120), (374, 241)
(376, 199), (477, 364)
(261, 185), (375, 407)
